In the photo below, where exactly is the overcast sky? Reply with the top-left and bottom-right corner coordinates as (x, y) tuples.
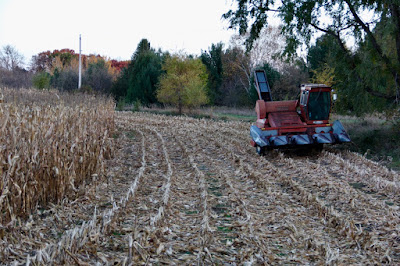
(0, 0), (237, 64)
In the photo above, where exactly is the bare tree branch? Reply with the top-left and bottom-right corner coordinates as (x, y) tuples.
(0, 45), (24, 71)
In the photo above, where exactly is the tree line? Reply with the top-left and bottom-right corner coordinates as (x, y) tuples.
(1, 0), (399, 116)
(108, 35), (311, 112)
(0, 36), (310, 113)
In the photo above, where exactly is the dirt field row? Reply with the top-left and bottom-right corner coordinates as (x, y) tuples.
(2, 111), (399, 264)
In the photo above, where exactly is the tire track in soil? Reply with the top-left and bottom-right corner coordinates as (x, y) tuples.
(274, 151), (400, 262)
(173, 126), (257, 264)
(138, 113), (399, 263)
(177, 122), (364, 264)
(50, 112), (398, 265)
(149, 127), (204, 264)
(12, 118), (147, 264)
(183, 119), (387, 260)
(68, 120), (151, 264)
(64, 118), (171, 264)
(96, 116), (205, 265)
(95, 122), (174, 264)
(139, 117), (260, 263)
(72, 114), (204, 265)
(167, 128), (214, 264)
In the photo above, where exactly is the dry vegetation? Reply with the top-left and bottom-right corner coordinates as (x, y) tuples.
(0, 88), (115, 223)
(1, 94), (400, 264)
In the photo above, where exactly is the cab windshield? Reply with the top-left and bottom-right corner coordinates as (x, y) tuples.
(308, 91), (331, 120)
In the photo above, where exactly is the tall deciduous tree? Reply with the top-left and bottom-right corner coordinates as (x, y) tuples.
(157, 55), (209, 114)
(0, 45), (24, 71)
(220, 46), (253, 106)
(83, 58), (113, 93)
(0, 45), (32, 88)
(223, 0), (400, 103)
(230, 26), (287, 71)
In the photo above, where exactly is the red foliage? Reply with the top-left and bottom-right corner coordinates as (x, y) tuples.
(51, 49), (76, 57)
(32, 48), (130, 73)
(32, 51), (52, 72)
(110, 60), (129, 72)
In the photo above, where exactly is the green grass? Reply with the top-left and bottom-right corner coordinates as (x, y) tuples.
(211, 112), (254, 122)
(138, 105), (255, 122)
(334, 114), (400, 171)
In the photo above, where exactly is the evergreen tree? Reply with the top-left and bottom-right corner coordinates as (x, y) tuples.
(307, 31), (394, 115)
(200, 43), (224, 105)
(126, 49), (163, 105)
(32, 72), (51, 90)
(111, 66), (130, 101)
(111, 39), (163, 105)
(122, 39), (163, 105)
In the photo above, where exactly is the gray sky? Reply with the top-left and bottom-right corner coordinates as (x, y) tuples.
(0, 0), (236, 63)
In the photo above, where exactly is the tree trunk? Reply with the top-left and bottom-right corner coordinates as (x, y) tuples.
(178, 91), (182, 115)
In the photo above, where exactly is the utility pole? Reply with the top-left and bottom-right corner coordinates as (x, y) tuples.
(78, 34), (82, 89)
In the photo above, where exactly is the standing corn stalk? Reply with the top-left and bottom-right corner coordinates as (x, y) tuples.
(0, 88), (115, 224)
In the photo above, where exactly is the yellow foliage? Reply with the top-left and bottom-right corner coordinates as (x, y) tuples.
(310, 64), (336, 87)
(86, 55), (119, 80)
(50, 56), (64, 75)
(157, 55), (209, 113)
(49, 54), (119, 80)
(69, 57), (80, 72)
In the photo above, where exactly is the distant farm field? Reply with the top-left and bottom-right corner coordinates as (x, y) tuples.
(1, 98), (399, 264)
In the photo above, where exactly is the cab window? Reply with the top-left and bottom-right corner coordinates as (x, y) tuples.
(308, 91), (330, 120)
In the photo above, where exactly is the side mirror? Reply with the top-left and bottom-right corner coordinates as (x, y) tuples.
(333, 93), (337, 102)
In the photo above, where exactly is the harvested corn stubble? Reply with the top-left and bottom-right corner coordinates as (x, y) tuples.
(1, 108), (400, 265)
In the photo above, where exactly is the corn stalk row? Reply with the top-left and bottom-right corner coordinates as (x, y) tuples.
(0, 88), (114, 225)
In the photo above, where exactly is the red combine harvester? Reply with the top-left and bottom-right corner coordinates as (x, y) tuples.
(250, 70), (351, 155)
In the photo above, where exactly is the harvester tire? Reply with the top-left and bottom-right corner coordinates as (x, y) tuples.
(256, 146), (265, 156)
(312, 144), (324, 153)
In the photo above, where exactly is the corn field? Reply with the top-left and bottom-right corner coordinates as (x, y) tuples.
(1, 100), (400, 264)
(0, 88), (114, 223)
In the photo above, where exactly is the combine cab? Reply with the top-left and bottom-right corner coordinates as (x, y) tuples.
(250, 70), (350, 155)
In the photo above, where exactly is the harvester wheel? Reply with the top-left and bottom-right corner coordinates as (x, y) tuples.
(256, 146), (265, 156)
(312, 144), (324, 153)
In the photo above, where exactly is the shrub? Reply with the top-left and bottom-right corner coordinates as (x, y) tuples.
(32, 71), (51, 89)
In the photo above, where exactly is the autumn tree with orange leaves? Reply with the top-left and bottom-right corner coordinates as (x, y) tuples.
(31, 49), (128, 92)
